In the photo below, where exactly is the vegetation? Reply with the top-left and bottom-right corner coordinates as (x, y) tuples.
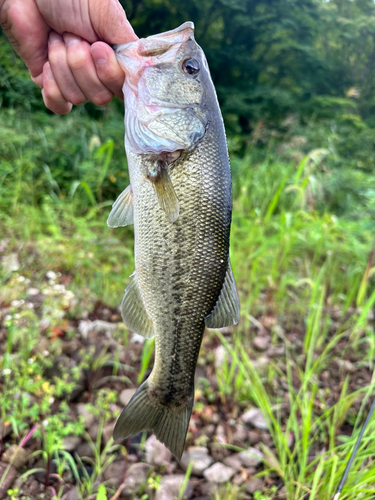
(1, 0), (375, 499)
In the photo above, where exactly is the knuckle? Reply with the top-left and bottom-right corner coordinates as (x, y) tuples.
(68, 92), (87, 106)
(91, 90), (113, 106)
(67, 45), (88, 71)
(48, 44), (65, 66)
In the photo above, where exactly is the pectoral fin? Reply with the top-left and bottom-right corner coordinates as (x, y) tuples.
(121, 273), (153, 338)
(148, 162), (179, 223)
(205, 262), (240, 328)
(107, 185), (134, 228)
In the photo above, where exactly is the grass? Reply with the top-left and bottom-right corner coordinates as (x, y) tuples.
(1, 106), (375, 499)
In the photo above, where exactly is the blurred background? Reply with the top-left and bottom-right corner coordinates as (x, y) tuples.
(1, 1), (375, 499)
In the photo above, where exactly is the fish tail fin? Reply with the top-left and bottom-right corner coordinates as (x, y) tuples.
(113, 380), (194, 459)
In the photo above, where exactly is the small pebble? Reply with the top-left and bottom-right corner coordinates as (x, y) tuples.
(145, 435), (172, 466)
(103, 460), (125, 488)
(242, 408), (269, 430)
(122, 463), (151, 495)
(245, 477), (263, 494)
(119, 388), (137, 406)
(2, 445), (29, 469)
(238, 447), (263, 467)
(62, 436), (81, 452)
(252, 336), (269, 351)
(180, 446), (213, 476)
(155, 474), (193, 500)
(223, 453), (242, 472)
(203, 462), (235, 483)
(76, 403), (95, 429)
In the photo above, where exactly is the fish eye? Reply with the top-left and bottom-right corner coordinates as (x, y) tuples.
(183, 58), (200, 75)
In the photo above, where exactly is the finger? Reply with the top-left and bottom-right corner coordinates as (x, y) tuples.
(42, 61), (72, 115)
(48, 31), (86, 105)
(1, 0), (50, 81)
(64, 33), (114, 106)
(90, 0), (138, 45)
(90, 42), (124, 100)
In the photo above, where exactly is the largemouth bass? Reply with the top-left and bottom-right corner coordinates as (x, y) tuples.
(108, 22), (240, 459)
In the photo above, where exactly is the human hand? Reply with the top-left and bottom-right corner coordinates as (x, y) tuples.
(0, 0), (138, 114)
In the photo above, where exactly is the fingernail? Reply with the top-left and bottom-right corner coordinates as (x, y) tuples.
(45, 63), (55, 81)
(49, 31), (61, 45)
(91, 46), (109, 65)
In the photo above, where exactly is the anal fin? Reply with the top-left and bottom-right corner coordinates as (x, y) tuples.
(205, 261), (240, 329)
(121, 272), (153, 338)
(107, 185), (134, 228)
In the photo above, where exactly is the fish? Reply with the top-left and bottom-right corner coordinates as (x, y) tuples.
(107, 22), (240, 459)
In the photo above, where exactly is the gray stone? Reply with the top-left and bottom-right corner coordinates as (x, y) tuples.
(76, 403), (95, 429)
(62, 436), (81, 452)
(242, 408), (269, 430)
(103, 422), (115, 443)
(238, 448), (263, 467)
(103, 460), (125, 488)
(214, 345), (226, 369)
(119, 388), (136, 407)
(155, 474), (194, 500)
(1, 445), (29, 469)
(252, 336), (269, 351)
(76, 441), (95, 459)
(223, 454), (242, 472)
(233, 424), (247, 445)
(203, 462), (235, 483)
(245, 477), (263, 494)
(67, 486), (80, 500)
(0, 462), (17, 498)
(180, 446), (213, 476)
(122, 463), (151, 496)
(145, 435), (172, 466)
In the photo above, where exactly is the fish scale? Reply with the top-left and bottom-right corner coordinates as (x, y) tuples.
(108, 22), (240, 458)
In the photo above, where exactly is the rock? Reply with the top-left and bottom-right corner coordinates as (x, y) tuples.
(203, 463), (235, 483)
(232, 424), (247, 445)
(76, 403), (95, 429)
(62, 436), (81, 452)
(252, 336), (269, 351)
(122, 463), (151, 496)
(14, 477), (40, 497)
(119, 388), (137, 407)
(145, 435), (172, 466)
(103, 460), (125, 488)
(1, 445), (29, 469)
(103, 422), (115, 443)
(180, 447), (213, 476)
(155, 474), (193, 500)
(208, 442), (230, 461)
(275, 486), (287, 499)
(88, 423), (99, 441)
(238, 448), (263, 467)
(214, 345), (226, 369)
(76, 441), (95, 459)
(245, 477), (263, 494)
(0, 461), (17, 498)
(223, 454), (242, 472)
(242, 408), (269, 430)
(67, 486), (80, 500)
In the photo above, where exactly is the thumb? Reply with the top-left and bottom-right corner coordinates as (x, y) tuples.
(89, 0), (138, 45)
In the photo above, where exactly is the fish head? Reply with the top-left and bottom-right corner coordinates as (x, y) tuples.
(115, 23), (212, 155)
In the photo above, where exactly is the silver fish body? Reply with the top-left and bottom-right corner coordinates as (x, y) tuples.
(108, 22), (240, 458)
